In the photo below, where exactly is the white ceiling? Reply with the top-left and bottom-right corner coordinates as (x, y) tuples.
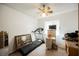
(3, 3), (78, 19)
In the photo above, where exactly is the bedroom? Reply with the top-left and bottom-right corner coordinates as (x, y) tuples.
(0, 3), (79, 56)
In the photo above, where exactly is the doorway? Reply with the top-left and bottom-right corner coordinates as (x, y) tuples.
(44, 20), (61, 47)
(44, 20), (60, 37)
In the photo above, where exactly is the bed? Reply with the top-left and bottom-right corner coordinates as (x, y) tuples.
(15, 34), (43, 56)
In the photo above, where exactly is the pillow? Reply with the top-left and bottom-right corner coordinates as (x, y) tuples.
(25, 35), (32, 43)
(21, 34), (32, 44)
(21, 36), (27, 43)
(31, 33), (36, 41)
(21, 36), (26, 41)
(15, 36), (24, 47)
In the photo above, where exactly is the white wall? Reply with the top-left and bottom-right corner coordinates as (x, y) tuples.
(0, 4), (38, 53)
(0, 5), (3, 31)
(78, 4), (79, 30)
(38, 10), (78, 48)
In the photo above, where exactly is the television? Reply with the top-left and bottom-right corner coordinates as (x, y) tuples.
(49, 25), (56, 29)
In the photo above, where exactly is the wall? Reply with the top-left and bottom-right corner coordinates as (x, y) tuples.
(38, 10), (78, 48)
(0, 4), (38, 53)
(78, 4), (79, 30)
(0, 5), (3, 31)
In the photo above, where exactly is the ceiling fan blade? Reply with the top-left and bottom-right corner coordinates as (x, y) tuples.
(43, 4), (45, 8)
(47, 6), (51, 10)
(38, 8), (44, 12)
(48, 11), (53, 13)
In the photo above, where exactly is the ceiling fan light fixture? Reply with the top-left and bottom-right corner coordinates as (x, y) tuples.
(39, 4), (53, 17)
(42, 13), (46, 17)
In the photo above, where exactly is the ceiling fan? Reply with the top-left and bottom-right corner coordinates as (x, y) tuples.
(38, 4), (53, 17)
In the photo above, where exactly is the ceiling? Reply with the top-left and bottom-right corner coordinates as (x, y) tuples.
(3, 3), (78, 19)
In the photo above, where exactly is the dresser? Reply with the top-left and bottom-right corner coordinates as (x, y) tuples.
(65, 40), (79, 56)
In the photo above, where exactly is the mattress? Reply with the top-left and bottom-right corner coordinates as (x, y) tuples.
(19, 40), (43, 56)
